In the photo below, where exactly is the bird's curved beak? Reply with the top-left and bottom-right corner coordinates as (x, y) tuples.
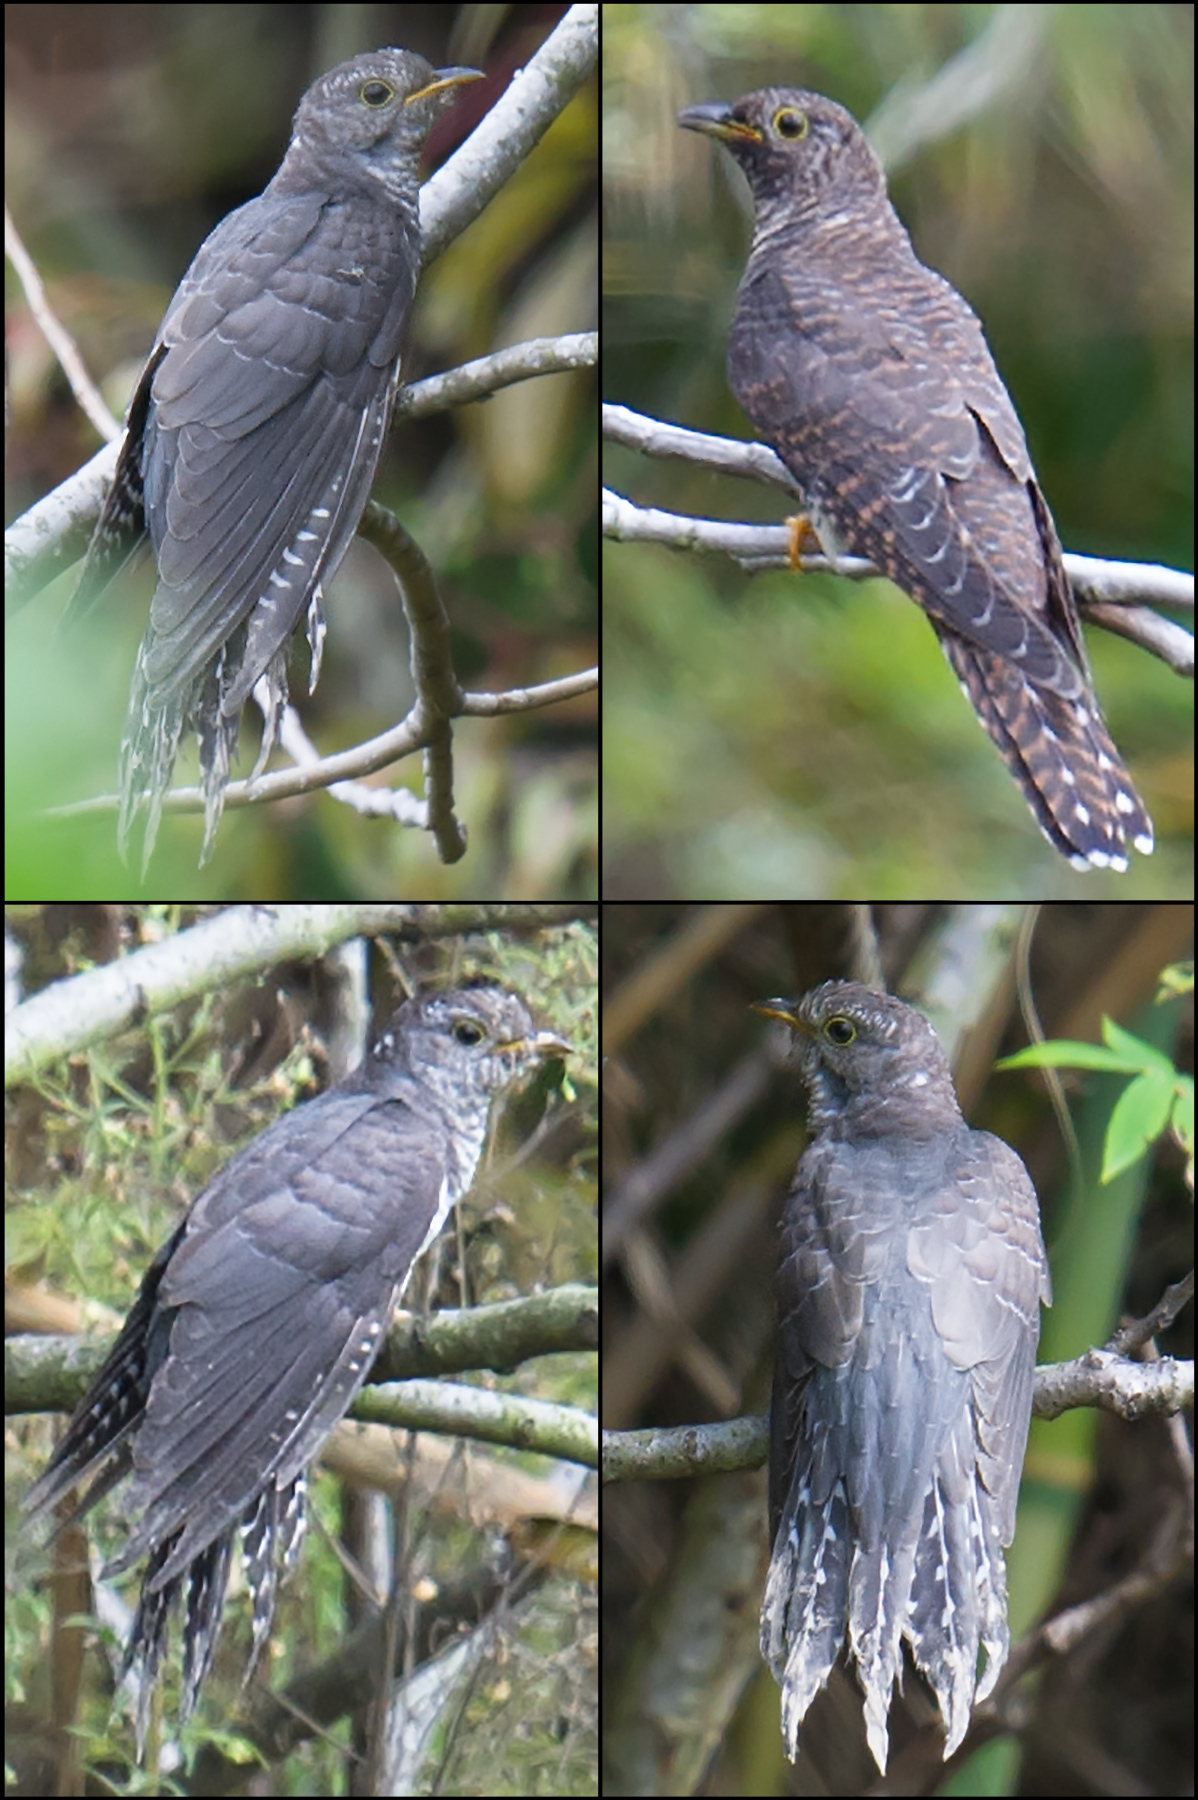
(751, 998), (798, 1026)
(751, 998), (815, 1041)
(677, 101), (763, 145)
(496, 1029), (573, 1061)
(407, 66), (486, 106)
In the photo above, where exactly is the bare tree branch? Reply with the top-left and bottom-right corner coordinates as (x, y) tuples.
(603, 402), (1195, 674)
(603, 1338), (1194, 1484)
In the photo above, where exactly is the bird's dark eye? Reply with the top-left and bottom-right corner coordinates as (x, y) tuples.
(360, 80), (394, 107)
(453, 1019), (487, 1046)
(824, 1016), (856, 1046)
(774, 108), (809, 140)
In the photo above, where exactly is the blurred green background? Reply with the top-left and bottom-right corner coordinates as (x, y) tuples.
(603, 2), (1193, 897)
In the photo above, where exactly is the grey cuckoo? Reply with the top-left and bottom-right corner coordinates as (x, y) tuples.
(752, 982), (1049, 1772)
(25, 984), (570, 1750)
(66, 51), (482, 873)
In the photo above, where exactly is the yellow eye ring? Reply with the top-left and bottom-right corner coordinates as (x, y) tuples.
(773, 108), (809, 140)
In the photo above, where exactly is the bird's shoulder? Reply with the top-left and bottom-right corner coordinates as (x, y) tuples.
(731, 233), (1034, 489)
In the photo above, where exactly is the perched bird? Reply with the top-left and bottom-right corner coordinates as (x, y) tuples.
(678, 88), (1154, 871)
(24, 985), (570, 1751)
(752, 982), (1050, 1773)
(66, 51), (483, 872)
